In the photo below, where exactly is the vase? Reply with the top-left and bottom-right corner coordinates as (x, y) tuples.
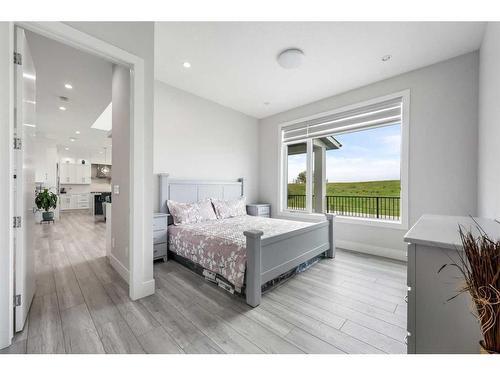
(480, 341), (498, 354)
(42, 211), (54, 221)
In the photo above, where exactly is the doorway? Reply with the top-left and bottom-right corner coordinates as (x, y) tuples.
(3, 22), (153, 350)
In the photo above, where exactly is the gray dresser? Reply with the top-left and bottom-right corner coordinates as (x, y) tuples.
(153, 213), (168, 261)
(246, 203), (271, 218)
(403, 215), (496, 353)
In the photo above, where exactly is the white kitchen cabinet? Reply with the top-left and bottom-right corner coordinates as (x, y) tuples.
(60, 194), (90, 211)
(76, 164), (91, 184)
(59, 163), (91, 185)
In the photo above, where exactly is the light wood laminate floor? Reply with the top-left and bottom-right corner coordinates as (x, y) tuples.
(1, 211), (407, 354)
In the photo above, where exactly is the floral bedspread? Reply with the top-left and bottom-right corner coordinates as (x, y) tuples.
(168, 215), (313, 289)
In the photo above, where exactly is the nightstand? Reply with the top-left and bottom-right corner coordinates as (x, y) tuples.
(153, 213), (168, 261)
(246, 204), (271, 218)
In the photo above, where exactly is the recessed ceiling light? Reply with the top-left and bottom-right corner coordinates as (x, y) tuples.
(99, 151), (104, 154)
(183, 61), (191, 68)
(75, 130), (80, 135)
(22, 73), (36, 80)
(59, 106), (66, 111)
(65, 147), (69, 151)
(69, 137), (76, 142)
(381, 54), (392, 62)
(64, 83), (73, 89)
(24, 100), (36, 105)
(277, 48), (304, 69)
(23, 123), (36, 128)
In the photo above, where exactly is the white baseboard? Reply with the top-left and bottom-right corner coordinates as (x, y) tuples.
(108, 254), (130, 284)
(129, 279), (155, 301)
(336, 240), (406, 262)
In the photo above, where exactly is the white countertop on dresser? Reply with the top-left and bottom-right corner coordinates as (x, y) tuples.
(404, 214), (500, 250)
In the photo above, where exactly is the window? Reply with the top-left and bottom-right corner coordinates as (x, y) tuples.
(280, 92), (408, 226)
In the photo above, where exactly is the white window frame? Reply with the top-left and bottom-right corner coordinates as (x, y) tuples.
(278, 90), (410, 230)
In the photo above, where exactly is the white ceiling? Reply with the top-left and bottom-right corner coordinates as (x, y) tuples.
(26, 31), (112, 158)
(155, 22), (486, 119)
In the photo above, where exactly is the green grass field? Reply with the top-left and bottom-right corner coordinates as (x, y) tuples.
(287, 180), (401, 218)
(287, 179), (400, 197)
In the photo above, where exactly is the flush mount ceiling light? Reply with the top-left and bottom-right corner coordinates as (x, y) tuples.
(65, 147), (69, 151)
(64, 83), (73, 89)
(69, 137), (76, 142)
(381, 54), (392, 62)
(277, 48), (304, 69)
(59, 106), (66, 111)
(183, 61), (191, 68)
(75, 130), (80, 135)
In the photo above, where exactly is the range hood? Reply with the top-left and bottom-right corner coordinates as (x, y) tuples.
(95, 164), (111, 179)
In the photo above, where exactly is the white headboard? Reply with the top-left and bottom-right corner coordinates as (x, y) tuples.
(158, 173), (245, 214)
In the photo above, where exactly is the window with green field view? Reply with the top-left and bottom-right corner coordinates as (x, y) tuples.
(282, 96), (404, 221)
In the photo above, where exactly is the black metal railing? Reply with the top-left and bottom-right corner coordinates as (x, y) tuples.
(287, 195), (400, 220)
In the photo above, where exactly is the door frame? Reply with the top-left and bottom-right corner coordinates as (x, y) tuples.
(0, 22), (153, 349)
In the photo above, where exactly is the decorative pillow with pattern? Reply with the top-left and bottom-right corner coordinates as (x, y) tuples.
(167, 199), (217, 225)
(212, 197), (247, 219)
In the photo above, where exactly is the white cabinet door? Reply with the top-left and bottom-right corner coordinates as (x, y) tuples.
(60, 163), (71, 184)
(60, 195), (71, 210)
(82, 165), (91, 184)
(70, 195), (78, 209)
(75, 164), (91, 184)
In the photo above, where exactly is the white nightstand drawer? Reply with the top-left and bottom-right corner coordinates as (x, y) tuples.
(154, 243), (168, 259)
(258, 206), (270, 215)
(153, 230), (167, 245)
(153, 215), (168, 231)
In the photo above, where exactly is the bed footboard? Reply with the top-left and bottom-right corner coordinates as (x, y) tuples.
(244, 213), (335, 307)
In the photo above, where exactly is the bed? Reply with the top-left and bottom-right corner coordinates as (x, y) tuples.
(159, 174), (335, 307)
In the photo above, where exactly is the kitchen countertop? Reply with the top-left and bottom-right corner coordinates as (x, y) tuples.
(404, 214), (500, 250)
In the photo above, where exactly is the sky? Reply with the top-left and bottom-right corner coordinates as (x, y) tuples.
(287, 124), (401, 183)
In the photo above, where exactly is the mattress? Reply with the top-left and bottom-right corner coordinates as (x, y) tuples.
(168, 215), (313, 290)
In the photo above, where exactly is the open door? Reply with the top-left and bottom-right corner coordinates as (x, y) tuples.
(13, 27), (37, 332)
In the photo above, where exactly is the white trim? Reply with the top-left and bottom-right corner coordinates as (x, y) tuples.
(109, 254), (130, 283)
(8, 23), (152, 314)
(336, 240), (406, 262)
(277, 89), (410, 230)
(0, 23), (15, 350)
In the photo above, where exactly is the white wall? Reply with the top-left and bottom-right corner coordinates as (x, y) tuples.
(478, 23), (500, 219)
(110, 64), (131, 279)
(259, 52), (479, 260)
(153, 81), (260, 210)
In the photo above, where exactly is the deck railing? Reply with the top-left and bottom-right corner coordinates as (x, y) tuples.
(287, 195), (400, 221)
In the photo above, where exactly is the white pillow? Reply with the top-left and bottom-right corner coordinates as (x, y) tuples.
(212, 197), (247, 219)
(167, 199), (217, 225)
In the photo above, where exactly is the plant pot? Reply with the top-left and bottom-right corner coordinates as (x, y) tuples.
(42, 211), (54, 221)
(480, 341), (499, 354)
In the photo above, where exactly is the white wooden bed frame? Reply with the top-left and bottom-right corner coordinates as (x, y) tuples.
(159, 173), (335, 307)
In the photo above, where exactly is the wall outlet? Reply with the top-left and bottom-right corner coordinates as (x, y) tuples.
(111, 237), (115, 248)
(113, 184), (120, 195)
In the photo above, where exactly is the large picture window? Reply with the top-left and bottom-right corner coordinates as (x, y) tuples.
(280, 92), (408, 225)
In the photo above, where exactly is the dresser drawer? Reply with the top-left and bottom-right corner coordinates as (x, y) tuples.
(154, 243), (168, 259)
(153, 215), (168, 231)
(153, 229), (167, 245)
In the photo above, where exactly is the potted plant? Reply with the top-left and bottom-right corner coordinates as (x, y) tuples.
(35, 189), (58, 222)
(439, 221), (500, 354)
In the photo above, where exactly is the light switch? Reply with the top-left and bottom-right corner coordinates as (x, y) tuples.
(113, 184), (120, 195)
